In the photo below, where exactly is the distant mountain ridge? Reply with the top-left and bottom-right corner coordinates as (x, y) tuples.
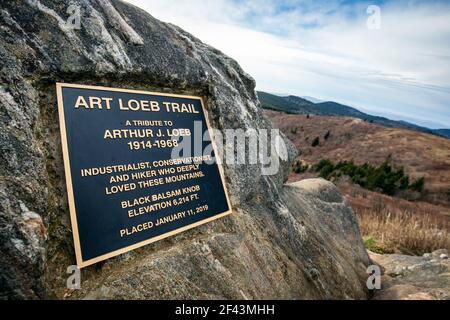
(301, 96), (323, 103)
(258, 91), (450, 139)
(434, 129), (450, 139)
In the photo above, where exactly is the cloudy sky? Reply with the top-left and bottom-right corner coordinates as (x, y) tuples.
(125, 0), (450, 129)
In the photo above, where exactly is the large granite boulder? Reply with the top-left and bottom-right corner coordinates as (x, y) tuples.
(0, 0), (370, 299)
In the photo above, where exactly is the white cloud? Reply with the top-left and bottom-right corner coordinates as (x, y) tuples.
(124, 0), (450, 128)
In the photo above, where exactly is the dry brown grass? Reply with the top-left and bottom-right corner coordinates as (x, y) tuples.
(264, 110), (450, 255)
(339, 183), (450, 255)
(355, 208), (450, 255)
(265, 109), (450, 206)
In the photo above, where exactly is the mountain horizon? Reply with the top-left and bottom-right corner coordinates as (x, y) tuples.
(257, 91), (450, 138)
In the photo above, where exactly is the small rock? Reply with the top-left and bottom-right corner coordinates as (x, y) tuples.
(439, 254), (448, 260)
(393, 266), (404, 276)
(423, 253), (431, 258)
(308, 268), (320, 280)
(431, 249), (448, 258)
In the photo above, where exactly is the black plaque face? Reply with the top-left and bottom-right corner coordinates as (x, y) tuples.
(57, 83), (231, 268)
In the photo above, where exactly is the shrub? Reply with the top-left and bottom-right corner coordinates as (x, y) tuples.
(316, 159), (334, 179)
(409, 177), (425, 192)
(398, 175), (409, 190)
(314, 159), (424, 196)
(363, 236), (393, 254)
(292, 160), (308, 174)
(316, 159), (333, 171)
(311, 136), (320, 147)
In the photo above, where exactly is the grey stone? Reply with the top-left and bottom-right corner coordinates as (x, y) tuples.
(431, 249), (448, 258)
(370, 251), (450, 300)
(0, 0), (370, 299)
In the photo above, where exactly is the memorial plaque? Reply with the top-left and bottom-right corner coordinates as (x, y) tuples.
(56, 83), (231, 268)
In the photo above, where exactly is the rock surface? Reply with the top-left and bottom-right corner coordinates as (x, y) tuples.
(0, 0), (370, 299)
(370, 250), (450, 300)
